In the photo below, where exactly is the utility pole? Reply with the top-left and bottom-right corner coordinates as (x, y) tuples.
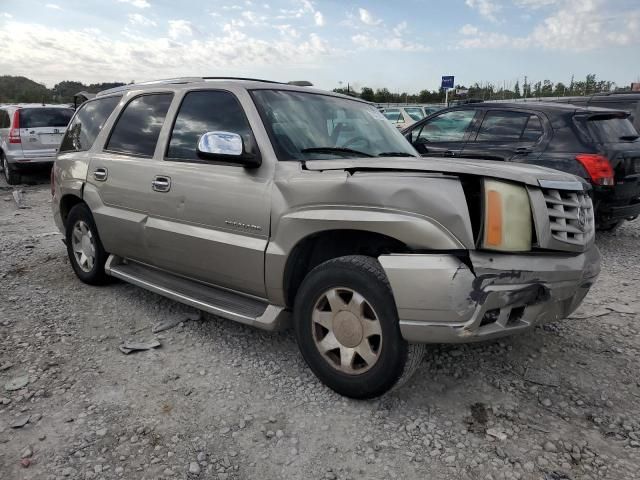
(524, 76), (528, 100)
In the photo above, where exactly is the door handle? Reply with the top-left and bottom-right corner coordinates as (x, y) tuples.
(152, 176), (171, 192)
(93, 168), (108, 181)
(515, 147), (532, 155)
(443, 150), (455, 157)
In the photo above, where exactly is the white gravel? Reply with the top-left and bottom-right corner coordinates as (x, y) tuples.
(1, 174), (639, 480)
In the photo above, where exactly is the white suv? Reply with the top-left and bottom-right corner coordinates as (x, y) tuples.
(0, 104), (74, 184)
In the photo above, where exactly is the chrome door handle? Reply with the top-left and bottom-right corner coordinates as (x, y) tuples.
(93, 168), (108, 181)
(152, 176), (171, 192)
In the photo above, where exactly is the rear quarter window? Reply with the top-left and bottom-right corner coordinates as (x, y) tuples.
(60, 96), (121, 152)
(19, 108), (74, 128)
(586, 116), (638, 143)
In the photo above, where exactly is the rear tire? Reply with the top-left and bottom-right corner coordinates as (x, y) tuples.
(65, 203), (110, 285)
(2, 153), (20, 185)
(294, 255), (423, 399)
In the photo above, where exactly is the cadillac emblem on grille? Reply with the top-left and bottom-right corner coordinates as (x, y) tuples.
(577, 206), (587, 232)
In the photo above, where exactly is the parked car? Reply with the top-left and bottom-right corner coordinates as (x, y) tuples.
(422, 104), (444, 116)
(0, 104), (74, 184)
(402, 102), (640, 230)
(52, 78), (600, 398)
(381, 106), (425, 129)
(548, 92), (640, 132)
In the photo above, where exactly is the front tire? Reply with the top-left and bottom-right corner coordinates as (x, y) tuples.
(294, 255), (424, 399)
(65, 203), (109, 285)
(2, 153), (20, 185)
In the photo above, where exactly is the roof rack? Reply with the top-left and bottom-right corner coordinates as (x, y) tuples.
(96, 76), (305, 97)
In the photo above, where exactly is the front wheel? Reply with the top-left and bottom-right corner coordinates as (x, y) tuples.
(294, 255), (424, 399)
(65, 203), (110, 285)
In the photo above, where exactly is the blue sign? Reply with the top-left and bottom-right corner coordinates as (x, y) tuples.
(441, 76), (455, 89)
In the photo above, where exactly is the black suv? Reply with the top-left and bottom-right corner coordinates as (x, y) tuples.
(549, 92), (640, 132)
(401, 102), (640, 229)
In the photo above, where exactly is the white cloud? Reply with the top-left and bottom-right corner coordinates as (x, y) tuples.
(117, 0), (150, 8)
(358, 8), (381, 26)
(167, 20), (193, 40)
(0, 20), (333, 85)
(1, 12), (13, 19)
(128, 13), (156, 27)
(459, 24), (479, 35)
(45, 4), (62, 10)
(465, 0), (501, 22)
(314, 11), (324, 26)
(352, 33), (429, 52)
(275, 24), (300, 38)
(515, 0), (559, 8)
(392, 21), (407, 37)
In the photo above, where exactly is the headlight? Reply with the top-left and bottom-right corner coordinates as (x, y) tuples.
(482, 179), (532, 252)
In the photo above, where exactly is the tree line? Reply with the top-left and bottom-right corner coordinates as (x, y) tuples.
(334, 74), (623, 104)
(0, 76), (126, 104)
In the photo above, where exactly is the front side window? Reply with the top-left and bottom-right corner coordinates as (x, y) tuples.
(475, 110), (535, 142)
(106, 93), (173, 157)
(167, 90), (252, 160)
(60, 96), (121, 152)
(19, 108), (74, 128)
(404, 107), (424, 121)
(416, 110), (476, 143)
(252, 90), (418, 160)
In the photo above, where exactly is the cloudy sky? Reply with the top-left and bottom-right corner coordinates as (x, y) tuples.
(0, 0), (639, 92)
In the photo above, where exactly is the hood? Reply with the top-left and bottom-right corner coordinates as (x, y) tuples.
(304, 157), (587, 189)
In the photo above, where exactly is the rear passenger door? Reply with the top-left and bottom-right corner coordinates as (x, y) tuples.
(407, 109), (479, 157)
(460, 110), (545, 162)
(85, 93), (173, 265)
(143, 89), (272, 297)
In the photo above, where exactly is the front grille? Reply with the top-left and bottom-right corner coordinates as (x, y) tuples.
(542, 188), (594, 246)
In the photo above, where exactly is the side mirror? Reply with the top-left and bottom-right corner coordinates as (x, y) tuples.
(196, 131), (261, 167)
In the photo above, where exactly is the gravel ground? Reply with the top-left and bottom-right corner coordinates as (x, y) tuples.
(1, 173), (639, 480)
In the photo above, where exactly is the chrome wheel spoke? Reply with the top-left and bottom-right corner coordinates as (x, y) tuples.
(347, 291), (365, 316)
(339, 346), (356, 369)
(79, 253), (87, 267)
(362, 318), (382, 338)
(312, 310), (333, 330)
(325, 289), (347, 312)
(317, 331), (340, 353)
(355, 341), (378, 366)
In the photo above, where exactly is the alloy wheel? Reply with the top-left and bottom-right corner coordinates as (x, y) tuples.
(311, 287), (383, 374)
(71, 220), (96, 273)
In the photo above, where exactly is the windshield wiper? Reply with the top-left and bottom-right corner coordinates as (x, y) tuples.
(377, 152), (418, 158)
(620, 135), (639, 141)
(300, 147), (373, 157)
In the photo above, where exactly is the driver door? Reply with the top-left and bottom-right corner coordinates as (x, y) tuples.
(407, 109), (480, 157)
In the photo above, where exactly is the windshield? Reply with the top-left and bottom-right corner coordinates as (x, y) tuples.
(252, 90), (418, 161)
(19, 108), (74, 128)
(404, 107), (424, 121)
(586, 116), (638, 143)
(382, 109), (403, 123)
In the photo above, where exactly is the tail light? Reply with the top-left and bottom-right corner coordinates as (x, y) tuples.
(576, 154), (614, 186)
(9, 110), (21, 144)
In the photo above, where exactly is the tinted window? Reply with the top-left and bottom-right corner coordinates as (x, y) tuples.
(106, 93), (173, 157)
(382, 109), (402, 123)
(19, 108), (73, 128)
(475, 111), (531, 142)
(416, 110), (476, 143)
(0, 110), (9, 128)
(586, 117), (638, 142)
(167, 90), (252, 160)
(59, 96), (121, 152)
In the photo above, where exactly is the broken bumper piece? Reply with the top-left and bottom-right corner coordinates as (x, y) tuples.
(379, 245), (601, 344)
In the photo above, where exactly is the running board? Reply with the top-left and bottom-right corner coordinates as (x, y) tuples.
(105, 255), (289, 331)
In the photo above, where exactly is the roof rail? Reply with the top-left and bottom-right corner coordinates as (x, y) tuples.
(96, 76), (293, 97)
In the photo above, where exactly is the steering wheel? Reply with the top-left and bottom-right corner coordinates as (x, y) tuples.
(340, 136), (371, 150)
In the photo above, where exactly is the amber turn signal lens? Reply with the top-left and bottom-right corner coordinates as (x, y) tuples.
(485, 190), (502, 246)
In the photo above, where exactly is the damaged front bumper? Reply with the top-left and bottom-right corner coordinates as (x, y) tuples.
(379, 246), (601, 344)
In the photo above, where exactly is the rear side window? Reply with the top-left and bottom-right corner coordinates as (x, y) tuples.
(586, 116), (638, 143)
(106, 93), (173, 157)
(167, 90), (252, 160)
(475, 111), (540, 142)
(60, 96), (121, 152)
(404, 107), (424, 121)
(383, 109), (402, 123)
(19, 108), (73, 128)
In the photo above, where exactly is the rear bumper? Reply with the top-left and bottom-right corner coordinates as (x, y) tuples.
(379, 246), (600, 344)
(594, 180), (640, 222)
(6, 151), (56, 166)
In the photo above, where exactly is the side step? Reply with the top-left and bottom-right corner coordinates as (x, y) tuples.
(105, 255), (289, 331)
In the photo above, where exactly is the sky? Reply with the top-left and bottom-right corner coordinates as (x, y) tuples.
(0, 0), (639, 92)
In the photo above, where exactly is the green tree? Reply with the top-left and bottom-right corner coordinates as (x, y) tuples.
(360, 87), (375, 102)
(514, 81), (521, 99)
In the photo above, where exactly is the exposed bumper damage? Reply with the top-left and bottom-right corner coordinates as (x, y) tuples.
(379, 246), (601, 344)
